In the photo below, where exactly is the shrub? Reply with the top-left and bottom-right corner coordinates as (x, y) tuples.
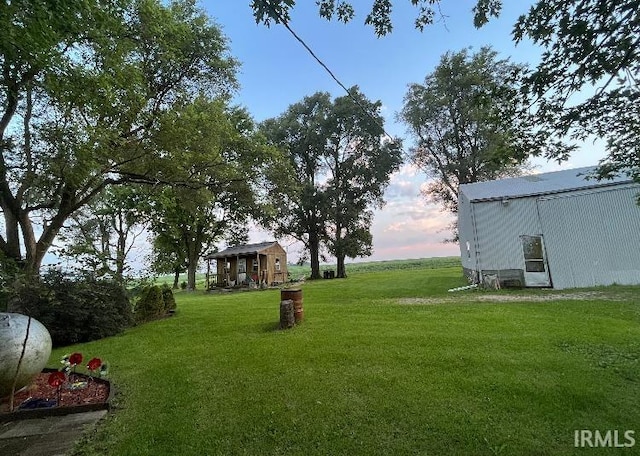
(180, 281), (187, 290)
(7, 270), (134, 347)
(161, 285), (176, 313)
(128, 278), (153, 300)
(135, 285), (165, 324)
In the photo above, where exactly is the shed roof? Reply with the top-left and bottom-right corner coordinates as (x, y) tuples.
(205, 241), (282, 259)
(460, 166), (634, 202)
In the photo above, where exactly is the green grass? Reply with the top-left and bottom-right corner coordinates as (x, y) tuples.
(57, 261), (639, 455)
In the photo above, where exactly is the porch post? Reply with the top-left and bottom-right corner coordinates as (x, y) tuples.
(206, 258), (210, 290)
(266, 254), (270, 286)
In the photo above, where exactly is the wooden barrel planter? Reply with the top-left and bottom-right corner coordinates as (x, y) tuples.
(281, 289), (303, 323)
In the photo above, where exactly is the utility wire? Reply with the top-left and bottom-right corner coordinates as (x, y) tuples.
(266, 5), (398, 144)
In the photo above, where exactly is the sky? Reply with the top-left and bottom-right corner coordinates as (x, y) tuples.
(197, 1), (608, 264)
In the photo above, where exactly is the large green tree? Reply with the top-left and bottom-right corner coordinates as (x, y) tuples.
(323, 88), (402, 278)
(146, 98), (285, 290)
(259, 92), (332, 280)
(147, 187), (235, 292)
(252, 0), (640, 182)
(0, 0), (237, 276)
(399, 47), (571, 239)
(262, 88), (402, 278)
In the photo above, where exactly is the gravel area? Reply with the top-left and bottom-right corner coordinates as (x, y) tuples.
(397, 290), (633, 305)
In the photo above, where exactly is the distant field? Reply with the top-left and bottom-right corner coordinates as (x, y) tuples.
(288, 256), (462, 278)
(154, 256), (462, 289)
(54, 259), (640, 455)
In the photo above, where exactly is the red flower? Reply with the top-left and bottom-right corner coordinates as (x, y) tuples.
(48, 371), (66, 388)
(69, 352), (83, 366)
(87, 357), (102, 371)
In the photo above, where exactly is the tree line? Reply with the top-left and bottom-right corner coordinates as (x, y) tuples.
(1, 0), (637, 290)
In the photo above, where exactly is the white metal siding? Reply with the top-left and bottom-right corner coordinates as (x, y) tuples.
(457, 192), (476, 271)
(472, 198), (542, 272)
(537, 185), (640, 289)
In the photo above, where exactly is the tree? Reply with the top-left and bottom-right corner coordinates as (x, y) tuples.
(251, 0), (499, 36)
(259, 92), (333, 280)
(55, 186), (150, 283)
(251, 0), (640, 183)
(399, 47), (570, 239)
(148, 187), (231, 291)
(512, 1), (640, 182)
(0, 0), (237, 277)
(149, 231), (189, 289)
(262, 88), (402, 278)
(323, 88), (402, 277)
(146, 97), (285, 291)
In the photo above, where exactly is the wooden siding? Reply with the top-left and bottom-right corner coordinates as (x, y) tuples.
(208, 242), (288, 288)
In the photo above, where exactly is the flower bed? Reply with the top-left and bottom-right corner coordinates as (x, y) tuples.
(0, 369), (111, 421)
(0, 352), (112, 421)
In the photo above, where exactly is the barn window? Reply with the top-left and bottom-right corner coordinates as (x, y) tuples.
(238, 261), (246, 273)
(252, 259), (258, 271)
(465, 241), (471, 259)
(275, 258), (281, 271)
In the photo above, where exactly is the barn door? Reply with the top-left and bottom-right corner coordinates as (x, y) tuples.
(520, 235), (551, 287)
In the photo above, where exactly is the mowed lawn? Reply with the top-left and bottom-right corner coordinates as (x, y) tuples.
(58, 261), (640, 455)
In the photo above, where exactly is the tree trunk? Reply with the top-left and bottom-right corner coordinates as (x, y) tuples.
(186, 237), (199, 291)
(308, 231), (321, 280)
(22, 207), (68, 277)
(173, 268), (180, 289)
(1, 209), (22, 261)
(114, 228), (126, 285)
(187, 260), (197, 291)
(336, 254), (347, 278)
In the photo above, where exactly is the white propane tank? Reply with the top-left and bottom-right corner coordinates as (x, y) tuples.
(0, 313), (52, 398)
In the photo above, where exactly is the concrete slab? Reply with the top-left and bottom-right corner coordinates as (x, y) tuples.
(0, 410), (107, 455)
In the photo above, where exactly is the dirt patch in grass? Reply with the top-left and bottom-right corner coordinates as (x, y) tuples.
(398, 290), (631, 305)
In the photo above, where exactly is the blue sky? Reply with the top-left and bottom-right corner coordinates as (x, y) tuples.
(199, 1), (607, 263)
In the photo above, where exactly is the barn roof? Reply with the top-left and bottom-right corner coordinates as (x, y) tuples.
(205, 241), (282, 259)
(460, 166), (634, 202)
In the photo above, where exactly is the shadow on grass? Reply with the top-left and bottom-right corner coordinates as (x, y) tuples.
(258, 321), (283, 333)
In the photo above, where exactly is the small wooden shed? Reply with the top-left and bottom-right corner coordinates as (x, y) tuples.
(205, 241), (288, 289)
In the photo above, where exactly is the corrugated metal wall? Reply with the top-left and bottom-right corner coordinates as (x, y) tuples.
(471, 198), (542, 271)
(537, 184), (640, 289)
(457, 192), (476, 272)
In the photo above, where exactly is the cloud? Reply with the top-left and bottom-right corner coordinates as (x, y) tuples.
(369, 190), (458, 261)
(384, 217), (448, 234)
(391, 163), (421, 179)
(385, 179), (418, 199)
(369, 241), (458, 261)
(384, 164), (429, 204)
